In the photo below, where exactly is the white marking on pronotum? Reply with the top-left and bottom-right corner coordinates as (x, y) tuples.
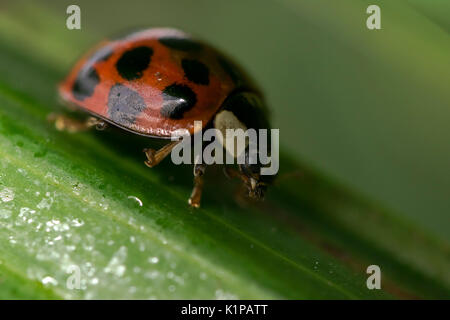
(128, 196), (143, 207)
(214, 110), (248, 159)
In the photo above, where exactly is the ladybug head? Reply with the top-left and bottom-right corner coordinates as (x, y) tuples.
(239, 155), (276, 200)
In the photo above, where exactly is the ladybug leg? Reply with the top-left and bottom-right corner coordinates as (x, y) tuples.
(143, 140), (180, 168)
(188, 163), (206, 208)
(48, 114), (107, 133)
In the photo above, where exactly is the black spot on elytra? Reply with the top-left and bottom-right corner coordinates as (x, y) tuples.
(72, 67), (100, 101)
(160, 84), (197, 119)
(181, 59), (210, 85)
(107, 83), (146, 126)
(116, 46), (153, 80)
(218, 56), (243, 85)
(159, 37), (202, 51)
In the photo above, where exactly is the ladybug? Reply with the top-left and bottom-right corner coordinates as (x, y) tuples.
(56, 28), (272, 208)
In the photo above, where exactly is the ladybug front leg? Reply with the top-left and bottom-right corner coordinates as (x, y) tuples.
(143, 140), (180, 168)
(188, 163), (206, 208)
(48, 114), (107, 133)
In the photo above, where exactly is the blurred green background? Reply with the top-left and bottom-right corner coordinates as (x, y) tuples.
(24, 0), (450, 241)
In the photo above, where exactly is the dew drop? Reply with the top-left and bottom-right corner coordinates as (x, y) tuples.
(0, 209), (12, 219)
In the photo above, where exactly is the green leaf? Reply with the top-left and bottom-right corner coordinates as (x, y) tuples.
(0, 2), (448, 299)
